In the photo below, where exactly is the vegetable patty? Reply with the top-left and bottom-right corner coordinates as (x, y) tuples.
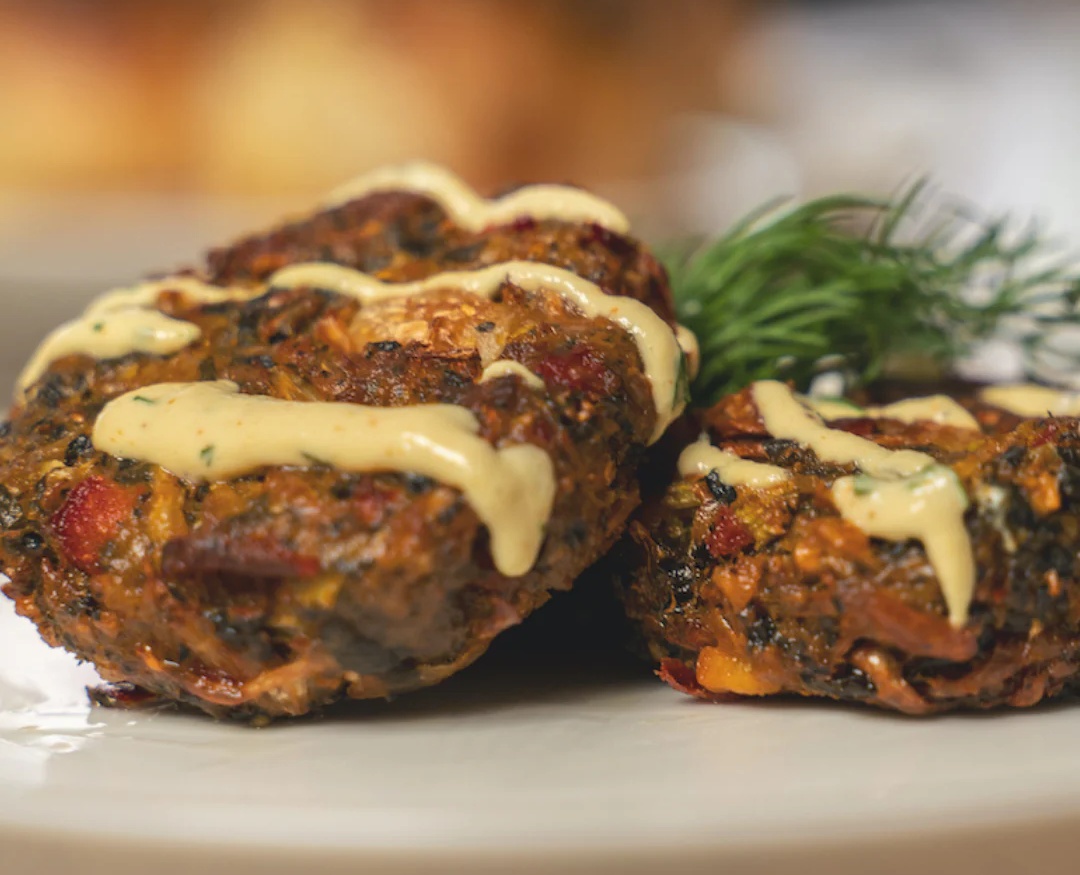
(0, 175), (684, 720)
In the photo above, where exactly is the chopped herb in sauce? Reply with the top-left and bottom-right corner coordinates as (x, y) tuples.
(852, 474), (878, 496)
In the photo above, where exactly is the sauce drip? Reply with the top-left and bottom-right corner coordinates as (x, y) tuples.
(18, 277), (239, 393)
(832, 467), (973, 627)
(978, 383), (1080, 417)
(324, 161), (631, 234)
(752, 381), (932, 479)
(478, 361), (544, 389)
(677, 439), (791, 487)
(675, 325), (701, 380)
(270, 261), (689, 442)
(751, 380), (974, 627)
(807, 395), (979, 430)
(19, 312), (199, 393)
(92, 381), (556, 578)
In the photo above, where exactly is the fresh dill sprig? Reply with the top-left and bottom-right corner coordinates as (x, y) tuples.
(665, 181), (1080, 406)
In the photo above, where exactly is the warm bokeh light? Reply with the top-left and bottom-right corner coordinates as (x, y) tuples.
(0, 0), (750, 199)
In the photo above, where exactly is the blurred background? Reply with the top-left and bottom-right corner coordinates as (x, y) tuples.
(0, 0), (1078, 383)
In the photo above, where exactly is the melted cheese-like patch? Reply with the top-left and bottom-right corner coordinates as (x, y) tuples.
(479, 361), (544, 389)
(978, 383), (1080, 417)
(93, 381), (556, 577)
(270, 261), (687, 442)
(18, 277), (241, 393)
(752, 380), (974, 627)
(677, 438), (791, 488)
(808, 395), (979, 430)
(324, 161), (630, 234)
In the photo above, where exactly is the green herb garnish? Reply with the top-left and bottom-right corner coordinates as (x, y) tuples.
(91, 322), (105, 333)
(665, 181), (1080, 406)
(199, 445), (215, 466)
(852, 474), (878, 497)
(131, 395), (156, 405)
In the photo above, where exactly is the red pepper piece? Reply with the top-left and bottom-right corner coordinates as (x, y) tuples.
(52, 476), (136, 574)
(704, 506), (754, 559)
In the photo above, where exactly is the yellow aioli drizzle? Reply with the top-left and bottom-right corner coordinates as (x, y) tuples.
(751, 380), (974, 627)
(978, 383), (1080, 417)
(807, 395), (979, 431)
(677, 438), (791, 487)
(93, 381), (556, 578)
(19, 311), (200, 393)
(85, 277), (244, 317)
(479, 361), (544, 389)
(324, 161), (631, 234)
(752, 381), (931, 479)
(17, 163), (660, 403)
(675, 324), (701, 380)
(269, 260), (689, 443)
(18, 277), (248, 394)
(831, 470), (973, 626)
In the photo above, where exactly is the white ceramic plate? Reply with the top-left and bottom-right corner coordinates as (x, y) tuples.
(3, 592), (1080, 875)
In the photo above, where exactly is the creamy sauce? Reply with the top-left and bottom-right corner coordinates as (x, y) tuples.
(478, 361), (544, 389)
(677, 438), (791, 488)
(675, 324), (701, 380)
(270, 260), (687, 442)
(804, 397), (863, 420)
(18, 277), (244, 393)
(83, 277), (244, 318)
(93, 381), (556, 577)
(751, 380), (974, 627)
(18, 312), (200, 392)
(978, 383), (1080, 417)
(832, 467), (973, 627)
(752, 381), (932, 479)
(324, 161), (631, 234)
(16, 163), (646, 396)
(808, 395), (979, 430)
